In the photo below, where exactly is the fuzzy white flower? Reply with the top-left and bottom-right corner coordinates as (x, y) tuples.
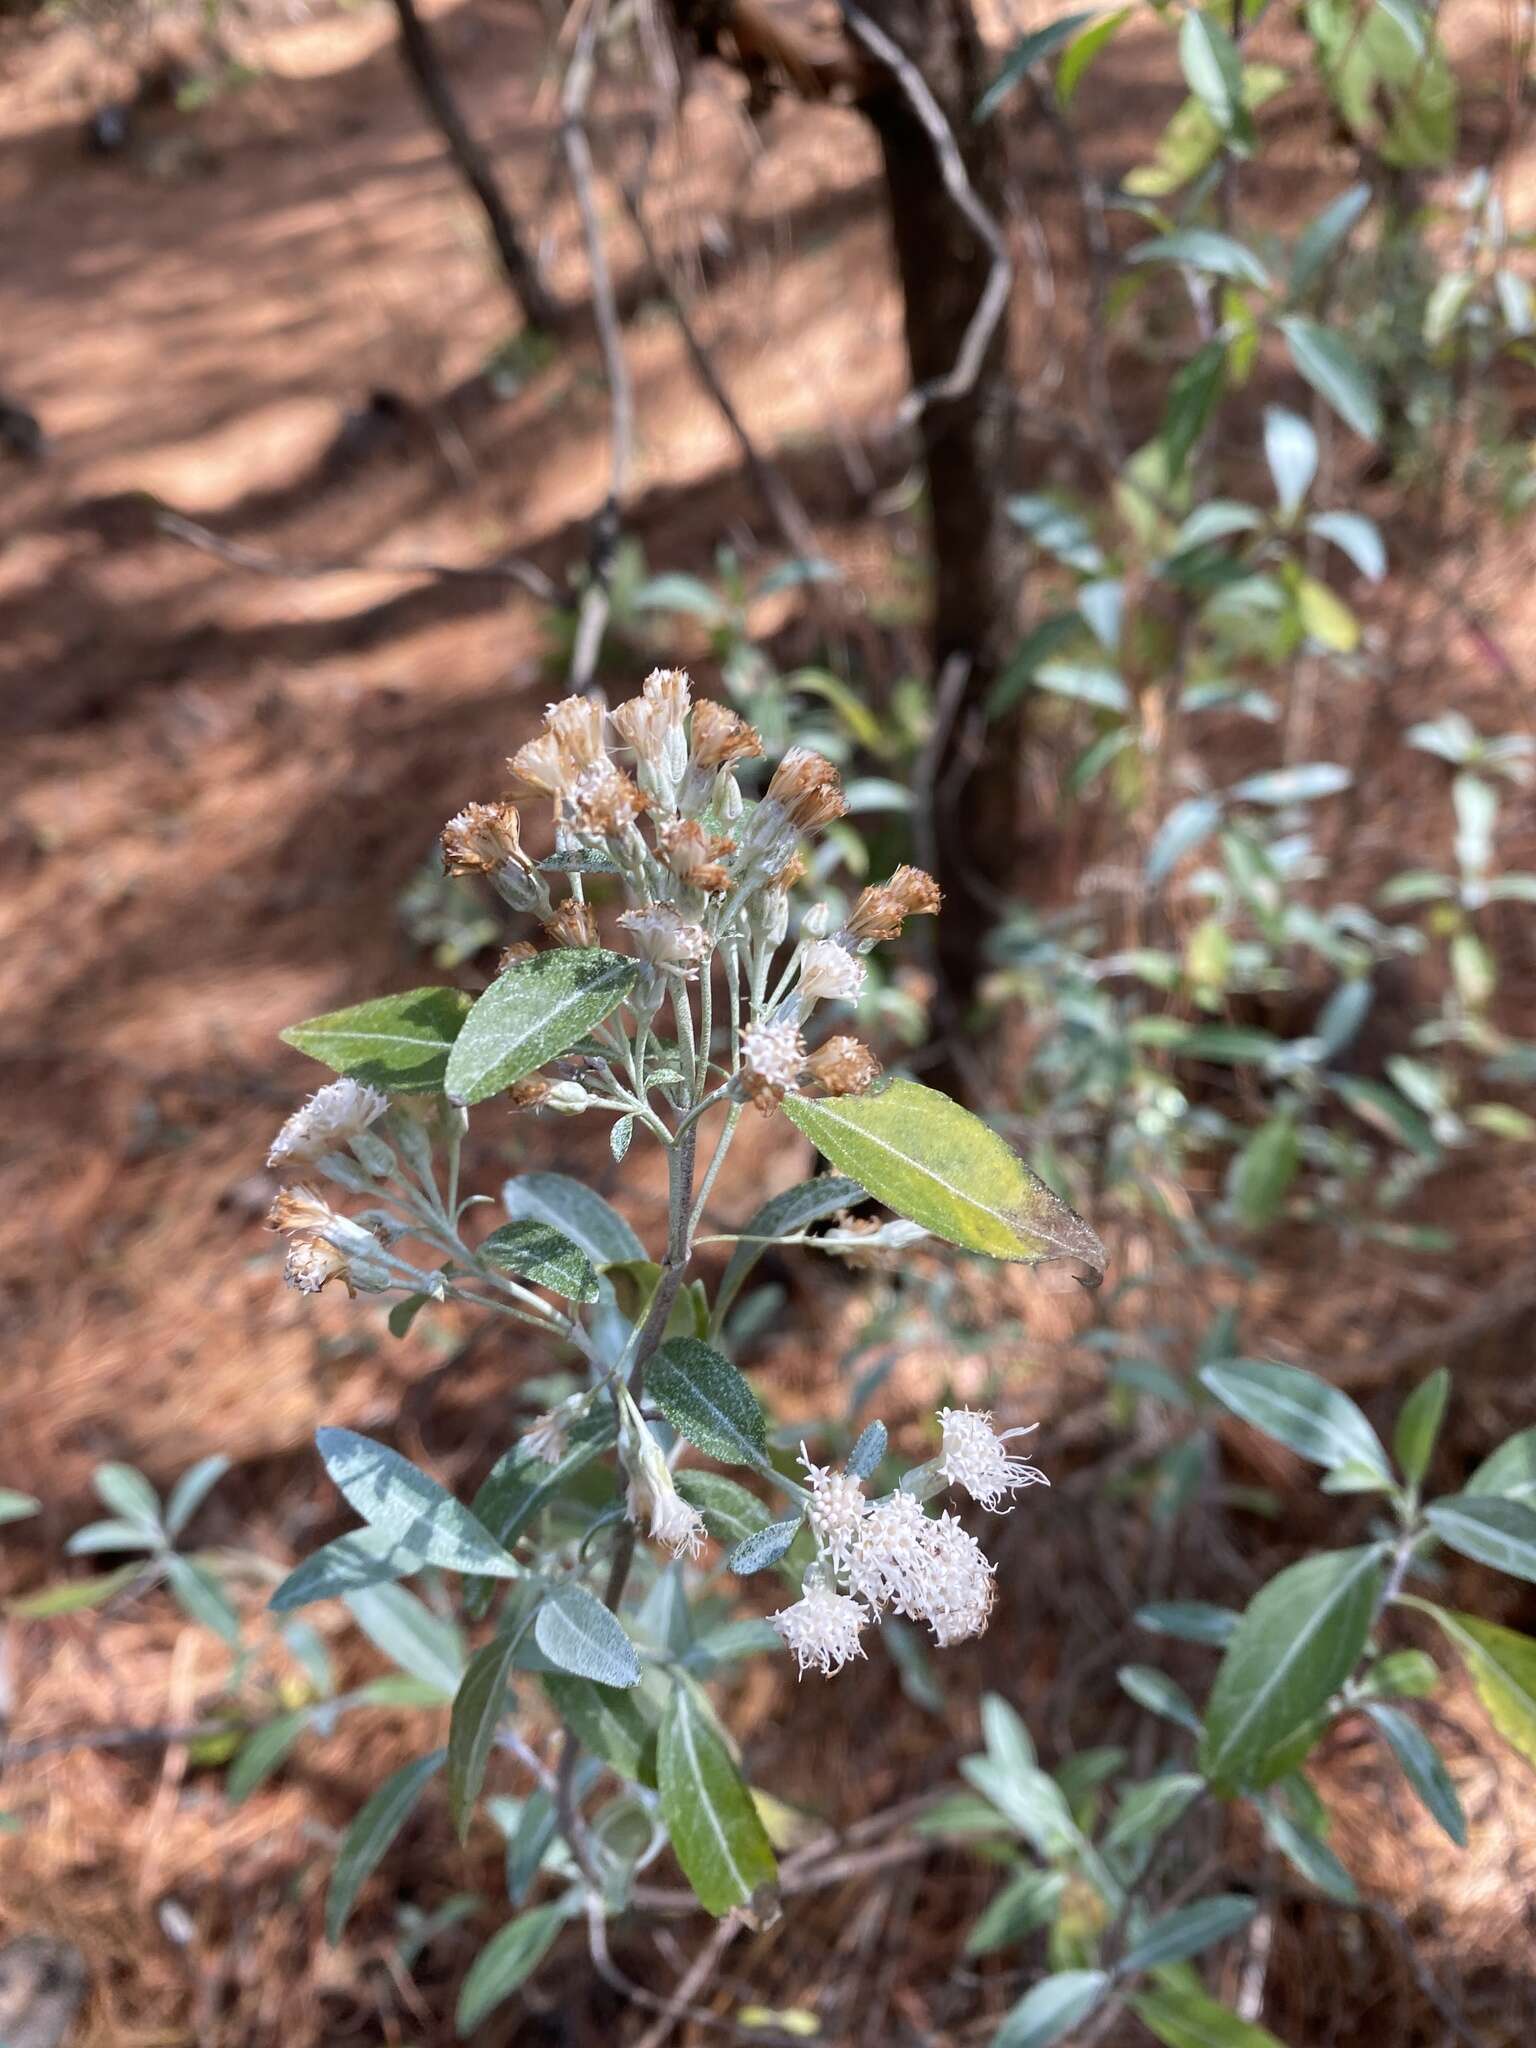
(916, 1511), (996, 1646)
(618, 904), (710, 970)
(771, 1570), (870, 1677)
(740, 1016), (807, 1110)
(797, 939), (866, 1007)
(621, 1412), (706, 1558)
(938, 1408), (1047, 1511)
(801, 1445), (869, 1570)
(282, 1237), (355, 1296)
(268, 1078), (389, 1170)
(524, 1409), (572, 1467)
(848, 1487), (933, 1616)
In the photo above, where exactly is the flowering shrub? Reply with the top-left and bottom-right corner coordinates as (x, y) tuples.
(246, 673), (1105, 2012)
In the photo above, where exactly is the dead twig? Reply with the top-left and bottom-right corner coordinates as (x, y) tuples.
(561, 0), (633, 689)
(155, 510), (559, 603)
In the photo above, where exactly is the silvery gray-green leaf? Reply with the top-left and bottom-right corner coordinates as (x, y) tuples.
(445, 949), (636, 1105)
(501, 1171), (645, 1266)
(648, 1338), (768, 1468)
(656, 1680), (777, 1916)
(281, 986), (473, 1092)
(478, 1220), (599, 1301)
(315, 1428), (519, 1578)
(326, 1749), (446, 1943)
(533, 1584), (641, 1688)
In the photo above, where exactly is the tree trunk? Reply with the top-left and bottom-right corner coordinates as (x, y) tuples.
(390, 0), (562, 335)
(853, 0), (1020, 1016)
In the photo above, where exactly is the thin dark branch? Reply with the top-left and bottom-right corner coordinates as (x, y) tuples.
(561, 0), (633, 689)
(155, 510), (560, 603)
(390, 0), (562, 333)
(838, 1), (1012, 424)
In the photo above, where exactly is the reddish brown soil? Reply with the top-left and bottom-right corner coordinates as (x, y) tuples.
(2, 2), (1534, 2044)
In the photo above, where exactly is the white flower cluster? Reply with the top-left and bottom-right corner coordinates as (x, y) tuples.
(268, 1077), (388, 1170)
(771, 1411), (1047, 1677)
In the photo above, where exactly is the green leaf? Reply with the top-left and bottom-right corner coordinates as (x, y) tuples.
(784, 1079), (1105, 1273)
(1160, 343), (1228, 481)
(316, 1429), (518, 1579)
(93, 1462), (161, 1530)
(1119, 1665), (1202, 1734)
(648, 1338), (768, 1468)
(966, 1867), (1068, 1955)
(1464, 1429), (1536, 1507)
(326, 1749), (445, 1942)
(534, 1585), (641, 1688)
(346, 1584), (464, 1698)
(1200, 1546), (1387, 1791)
(500, 1172), (645, 1266)
(281, 985), (472, 1092)
(478, 1221), (599, 1302)
(1307, 511), (1386, 582)
(1104, 1773), (1205, 1860)
(975, 10), (1098, 121)
(1136, 1603), (1238, 1647)
(1148, 796), (1225, 884)
(981, 1692), (1037, 1776)
(1259, 1794), (1358, 1902)
(270, 1527), (418, 1612)
(1229, 1115), (1299, 1229)
(1393, 1368), (1449, 1487)
(1366, 1703), (1466, 1844)
(1199, 1360), (1391, 1480)
(674, 1471), (772, 1548)
(1132, 231), (1271, 288)
(959, 1755), (1078, 1859)
(455, 1906), (566, 2035)
(65, 1519), (157, 1557)
(167, 1556), (242, 1646)
(1294, 572), (1360, 653)
(713, 1176), (864, 1329)
(657, 1681), (778, 1915)
(993, 1969), (1109, 2048)
(848, 1420), (888, 1479)
(449, 1633), (521, 1839)
(1425, 1496), (1536, 1584)
(164, 1455), (231, 1539)
(1033, 661), (1131, 712)
(0, 1488), (40, 1526)
(728, 1519), (803, 1574)
(1179, 9), (1248, 143)
(7, 1564), (142, 1617)
(543, 1672), (656, 1785)
(1407, 1602), (1536, 1773)
(227, 1711), (309, 1805)
(1132, 1978), (1289, 2048)
(1056, 7), (1131, 105)
(1279, 316), (1381, 439)
(445, 950), (637, 1106)
(1290, 181), (1371, 295)
(1264, 406), (1317, 520)
(1120, 1893), (1256, 1973)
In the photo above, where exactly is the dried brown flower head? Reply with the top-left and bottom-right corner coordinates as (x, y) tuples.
(543, 899), (599, 950)
(689, 698), (762, 769)
(804, 1035), (880, 1096)
(441, 801), (531, 878)
(656, 815), (735, 893)
(845, 865), (942, 945)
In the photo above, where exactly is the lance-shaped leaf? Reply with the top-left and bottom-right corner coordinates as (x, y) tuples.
(326, 1749), (445, 1942)
(848, 1420), (887, 1479)
(649, 1338), (768, 1468)
(657, 1681), (778, 1916)
(1426, 1495), (1536, 1584)
(346, 1584), (464, 1698)
(316, 1429), (519, 1579)
(448, 1633), (521, 1839)
(1406, 1600), (1536, 1773)
(713, 1175), (865, 1328)
(478, 1221), (599, 1302)
(993, 1969), (1108, 2048)
(728, 1519), (802, 1575)
(1366, 1703), (1466, 1845)
(455, 1906), (567, 2036)
(281, 986), (473, 1092)
(1131, 1979), (1289, 2048)
(543, 1672), (657, 1786)
(270, 1527), (423, 1613)
(1120, 1893), (1256, 1973)
(1200, 1545), (1388, 1791)
(784, 1079), (1105, 1273)
(533, 1585), (641, 1688)
(445, 949), (636, 1106)
(1200, 1360), (1391, 1481)
(501, 1172), (645, 1265)
(1465, 1427), (1536, 1506)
